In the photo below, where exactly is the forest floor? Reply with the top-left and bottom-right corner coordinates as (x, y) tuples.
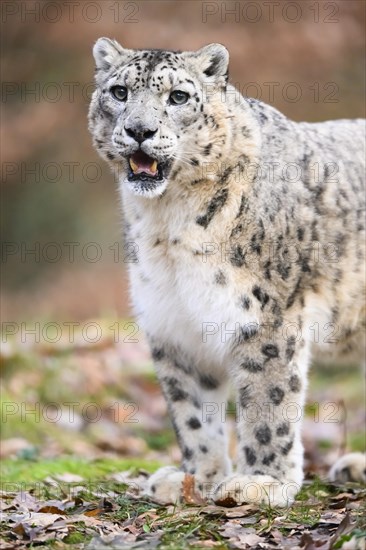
(1, 319), (365, 549)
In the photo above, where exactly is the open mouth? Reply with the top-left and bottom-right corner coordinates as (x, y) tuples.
(128, 151), (168, 183)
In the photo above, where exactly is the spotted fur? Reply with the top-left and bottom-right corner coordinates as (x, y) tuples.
(89, 39), (366, 506)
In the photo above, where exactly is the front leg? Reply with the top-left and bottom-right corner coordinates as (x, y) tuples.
(147, 343), (232, 503)
(215, 323), (309, 507)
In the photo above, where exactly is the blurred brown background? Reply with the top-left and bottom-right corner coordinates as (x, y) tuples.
(1, 0), (365, 323)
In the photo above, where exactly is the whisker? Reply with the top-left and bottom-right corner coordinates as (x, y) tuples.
(170, 156), (192, 167)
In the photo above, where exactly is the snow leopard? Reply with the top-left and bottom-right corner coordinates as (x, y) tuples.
(88, 39), (366, 507)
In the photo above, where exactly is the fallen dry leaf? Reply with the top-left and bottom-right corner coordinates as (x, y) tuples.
(9, 511), (64, 528)
(214, 495), (238, 507)
(0, 539), (20, 549)
(65, 514), (104, 527)
(237, 530), (263, 547)
(181, 473), (206, 505)
(329, 513), (354, 548)
(54, 473), (84, 483)
(198, 541), (223, 547)
(29, 526), (68, 544)
(270, 528), (286, 545)
(220, 521), (265, 549)
(225, 504), (259, 518)
(300, 531), (330, 550)
(84, 508), (104, 516)
(10, 511), (68, 543)
(12, 491), (39, 512)
(12, 523), (28, 539)
(199, 504), (229, 516)
(37, 505), (66, 515)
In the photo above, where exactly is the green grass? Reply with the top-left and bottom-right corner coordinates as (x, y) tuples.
(63, 530), (90, 545)
(1, 330), (364, 548)
(145, 511), (230, 549)
(0, 456), (162, 484)
(349, 432), (366, 452)
(136, 428), (176, 450)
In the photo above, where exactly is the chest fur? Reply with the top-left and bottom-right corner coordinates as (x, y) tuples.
(123, 192), (260, 365)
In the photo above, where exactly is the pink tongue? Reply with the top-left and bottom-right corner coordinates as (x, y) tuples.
(131, 151), (158, 176)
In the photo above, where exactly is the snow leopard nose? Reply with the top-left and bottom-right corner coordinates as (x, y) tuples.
(124, 124), (158, 144)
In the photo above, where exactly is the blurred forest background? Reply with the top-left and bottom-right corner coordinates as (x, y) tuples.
(0, 1), (365, 473)
(1, 0), (365, 321)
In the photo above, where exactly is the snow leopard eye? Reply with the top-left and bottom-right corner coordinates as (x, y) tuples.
(110, 86), (128, 101)
(169, 90), (189, 105)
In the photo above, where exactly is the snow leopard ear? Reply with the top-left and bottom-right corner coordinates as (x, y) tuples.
(191, 43), (229, 84)
(93, 37), (131, 72)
